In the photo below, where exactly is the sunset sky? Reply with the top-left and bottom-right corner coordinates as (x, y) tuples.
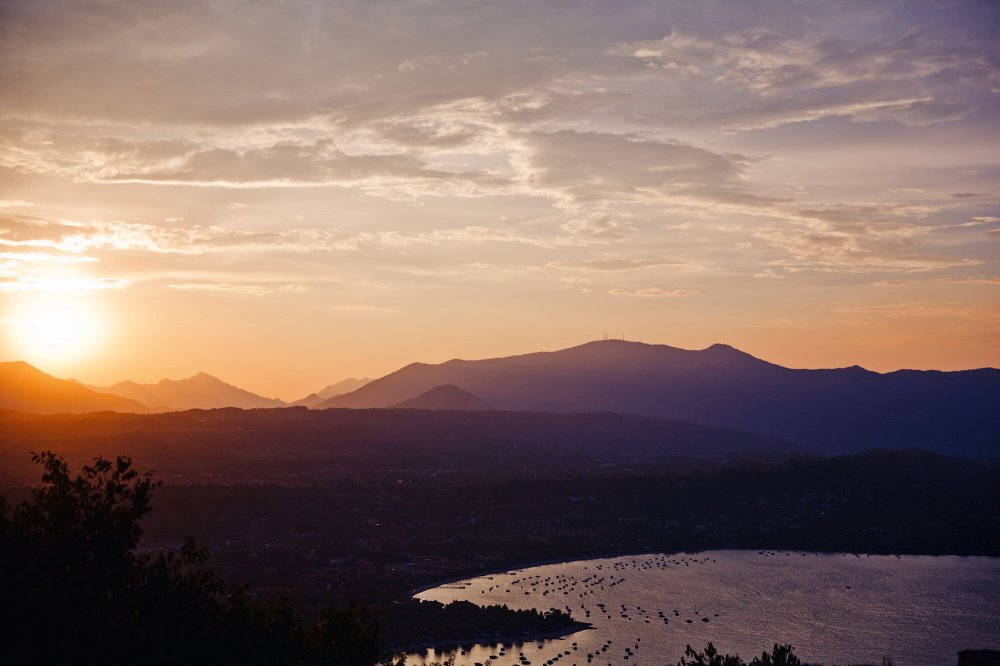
(1, 0), (998, 400)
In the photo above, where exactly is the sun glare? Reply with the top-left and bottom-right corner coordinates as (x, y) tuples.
(16, 301), (100, 363)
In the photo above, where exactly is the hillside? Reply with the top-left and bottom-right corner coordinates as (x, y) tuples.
(87, 373), (286, 410)
(317, 340), (1000, 457)
(0, 362), (151, 415)
(0, 406), (794, 485)
(390, 384), (494, 411)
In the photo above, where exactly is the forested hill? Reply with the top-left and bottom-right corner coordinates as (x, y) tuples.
(0, 406), (792, 484)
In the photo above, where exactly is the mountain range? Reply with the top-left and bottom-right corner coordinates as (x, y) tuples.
(288, 377), (372, 408)
(0, 362), (151, 415)
(84, 373), (286, 411)
(83, 374), (373, 411)
(3, 341), (997, 457)
(317, 377), (372, 400)
(318, 340), (999, 457)
(1, 364), (373, 414)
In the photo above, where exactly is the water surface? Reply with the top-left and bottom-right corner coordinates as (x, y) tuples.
(413, 550), (1000, 666)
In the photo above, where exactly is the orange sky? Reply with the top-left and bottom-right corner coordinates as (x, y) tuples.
(1, 0), (997, 401)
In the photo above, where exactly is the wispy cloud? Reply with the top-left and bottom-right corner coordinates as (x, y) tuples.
(167, 282), (308, 296)
(608, 23), (999, 130)
(548, 259), (680, 272)
(833, 301), (1000, 322)
(608, 287), (696, 297)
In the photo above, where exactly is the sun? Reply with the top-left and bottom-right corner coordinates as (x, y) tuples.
(16, 300), (100, 363)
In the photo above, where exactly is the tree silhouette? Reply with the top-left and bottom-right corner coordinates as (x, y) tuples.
(676, 643), (801, 666)
(306, 596), (382, 665)
(0, 452), (385, 665)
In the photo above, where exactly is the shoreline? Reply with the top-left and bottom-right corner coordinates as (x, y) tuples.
(406, 547), (1000, 599)
(407, 548), (685, 598)
(395, 621), (594, 652)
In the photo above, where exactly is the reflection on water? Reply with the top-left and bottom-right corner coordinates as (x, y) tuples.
(413, 550), (1000, 666)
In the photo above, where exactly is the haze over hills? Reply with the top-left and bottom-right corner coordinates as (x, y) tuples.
(287, 378), (373, 408)
(0, 362), (151, 415)
(288, 393), (326, 408)
(316, 377), (372, 400)
(86, 373), (285, 411)
(4, 340), (998, 458)
(319, 340), (1000, 457)
(390, 384), (494, 411)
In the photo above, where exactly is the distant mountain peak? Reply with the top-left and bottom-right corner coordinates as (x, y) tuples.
(390, 384), (494, 411)
(316, 377), (372, 400)
(289, 393), (326, 408)
(186, 372), (223, 383)
(90, 372), (284, 410)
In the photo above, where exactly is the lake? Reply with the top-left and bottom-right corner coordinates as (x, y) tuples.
(413, 550), (1000, 666)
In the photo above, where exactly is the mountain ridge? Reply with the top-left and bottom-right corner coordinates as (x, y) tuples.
(317, 340), (999, 457)
(87, 373), (286, 411)
(0, 362), (152, 415)
(316, 377), (372, 400)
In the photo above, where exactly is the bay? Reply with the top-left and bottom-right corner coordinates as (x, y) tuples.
(412, 550), (1000, 666)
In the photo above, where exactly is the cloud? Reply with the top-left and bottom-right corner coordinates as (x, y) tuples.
(398, 51), (488, 73)
(0, 215), (357, 255)
(428, 226), (567, 249)
(560, 215), (634, 240)
(932, 276), (1000, 285)
(0, 212), (446, 255)
(515, 130), (777, 209)
(0, 132), (505, 196)
(0, 251), (98, 262)
(951, 193), (984, 199)
(1, 212), (597, 263)
(547, 259), (678, 272)
(833, 300), (1000, 321)
(750, 202), (984, 273)
(754, 269), (786, 279)
(0, 0), (995, 315)
(167, 282), (307, 295)
(608, 22), (999, 130)
(608, 287), (696, 297)
(874, 276), (1000, 286)
(0, 256), (129, 293)
(0, 275), (130, 293)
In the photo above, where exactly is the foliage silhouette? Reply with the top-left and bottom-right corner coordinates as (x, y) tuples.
(676, 642), (801, 666)
(0, 452), (384, 665)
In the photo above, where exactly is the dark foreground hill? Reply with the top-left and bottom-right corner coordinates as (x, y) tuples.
(318, 340), (1000, 457)
(0, 406), (792, 484)
(0, 361), (151, 414)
